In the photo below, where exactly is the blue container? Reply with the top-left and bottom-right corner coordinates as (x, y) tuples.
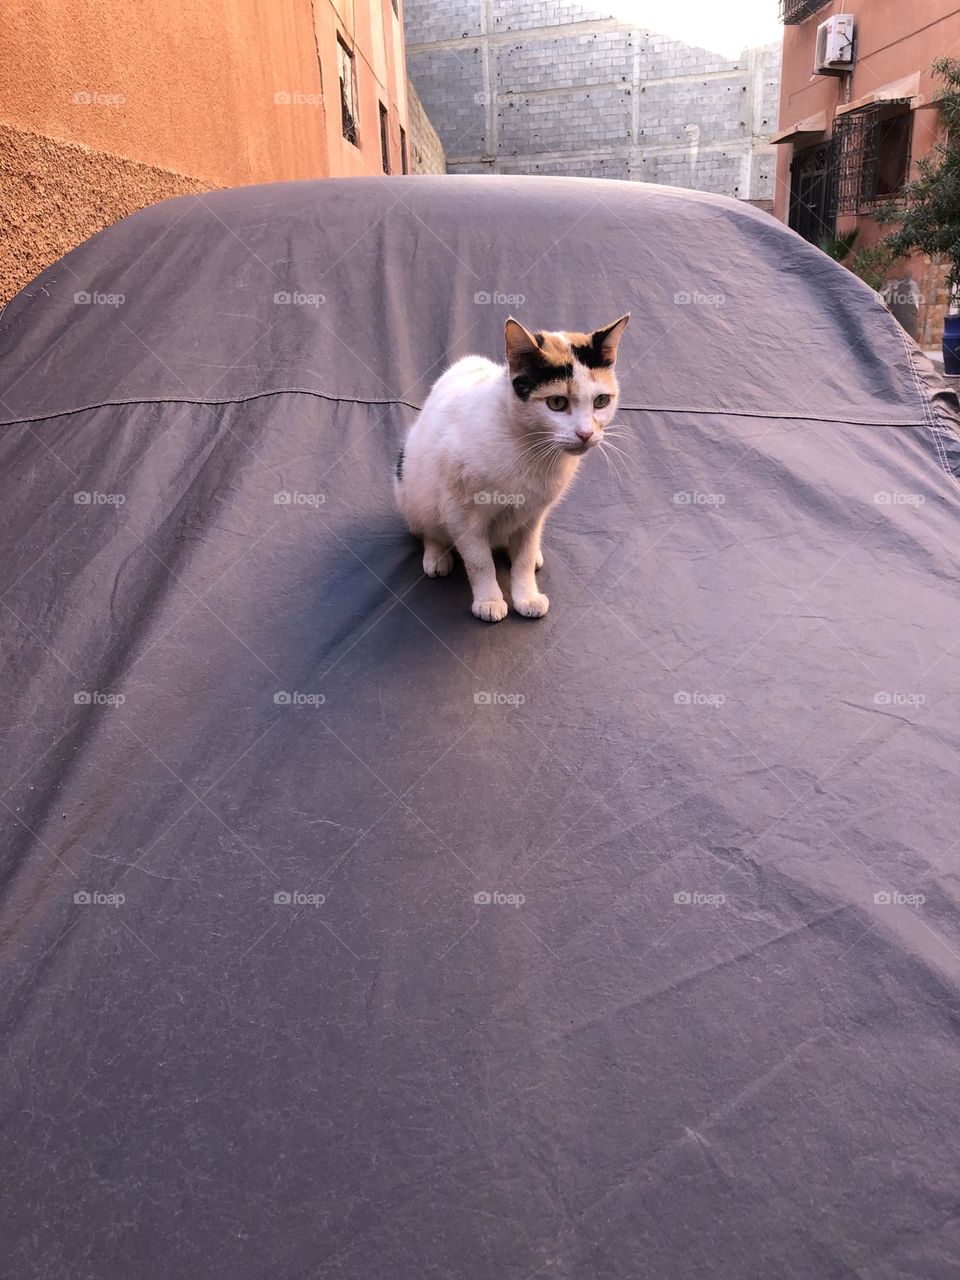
(943, 313), (960, 376)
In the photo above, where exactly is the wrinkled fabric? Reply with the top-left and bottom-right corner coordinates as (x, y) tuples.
(1, 176), (959, 1279)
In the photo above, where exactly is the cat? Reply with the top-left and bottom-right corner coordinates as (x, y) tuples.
(394, 313), (629, 622)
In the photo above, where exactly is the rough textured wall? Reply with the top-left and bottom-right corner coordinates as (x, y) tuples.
(0, 123), (217, 305)
(406, 79), (447, 174)
(0, 0), (331, 187)
(404, 2), (781, 199)
(0, 1), (413, 302)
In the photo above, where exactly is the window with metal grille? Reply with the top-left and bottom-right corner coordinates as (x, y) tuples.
(400, 125), (408, 175)
(833, 104), (913, 214)
(379, 103), (390, 174)
(780, 0), (830, 24)
(338, 36), (359, 147)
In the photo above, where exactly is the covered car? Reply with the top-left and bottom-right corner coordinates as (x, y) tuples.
(2, 175), (960, 1278)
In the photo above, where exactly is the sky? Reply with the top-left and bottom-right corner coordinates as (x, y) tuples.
(617, 0), (783, 58)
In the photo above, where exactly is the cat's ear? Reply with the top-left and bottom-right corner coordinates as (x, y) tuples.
(592, 313), (630, 365)
(504, 317), (541, 368)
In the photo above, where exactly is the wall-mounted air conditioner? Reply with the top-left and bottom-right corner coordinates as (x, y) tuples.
(814, 15), (855, 76)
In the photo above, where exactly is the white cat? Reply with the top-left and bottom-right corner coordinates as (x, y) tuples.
(394, 314), (629, 622)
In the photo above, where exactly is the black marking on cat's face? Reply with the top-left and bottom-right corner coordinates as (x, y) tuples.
(512, 360), (573, 400)
(395, 446), (405, 481)
(571, 337), (612, 369)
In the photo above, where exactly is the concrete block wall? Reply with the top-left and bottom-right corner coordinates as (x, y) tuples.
(405, 2), (781, 202)
(406, 78), (448, 174)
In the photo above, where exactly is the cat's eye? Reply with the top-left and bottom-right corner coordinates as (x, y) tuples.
(594, 394), (611, 409)
(545, 395), (569, 412)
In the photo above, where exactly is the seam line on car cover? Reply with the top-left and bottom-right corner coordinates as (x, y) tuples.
(895, 324), (960, 489)
(0, 388), (936, 431)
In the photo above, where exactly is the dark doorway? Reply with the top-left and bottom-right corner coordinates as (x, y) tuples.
(789, 142), (836, 244)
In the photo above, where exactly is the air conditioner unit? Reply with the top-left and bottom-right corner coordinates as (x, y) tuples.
(814, 15), (855, 76)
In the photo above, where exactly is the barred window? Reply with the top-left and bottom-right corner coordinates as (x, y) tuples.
(833, 105), (913, 214)
(780, 0), (830, 24)
(338, 37), (360, 148)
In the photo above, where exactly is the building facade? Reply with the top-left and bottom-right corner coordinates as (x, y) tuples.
(404, 1), (781, 203)
(0, 0), (420, 303)
(773, 0), (960, 346)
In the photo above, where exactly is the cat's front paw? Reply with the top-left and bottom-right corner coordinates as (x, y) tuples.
(424, 549), (453, 578)
(513, 591), (549, 618)
(472, 597), (508, 623)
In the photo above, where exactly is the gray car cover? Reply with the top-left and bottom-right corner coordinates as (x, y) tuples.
(2, 175), (960, 1279)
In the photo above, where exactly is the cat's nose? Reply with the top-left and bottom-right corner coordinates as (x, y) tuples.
(575, 427), (594, 443)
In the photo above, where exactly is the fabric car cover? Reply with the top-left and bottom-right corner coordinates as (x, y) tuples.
(2, 175), (960, 1279)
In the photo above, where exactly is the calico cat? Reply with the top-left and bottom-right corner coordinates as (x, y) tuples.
(394, 314), (629, 622)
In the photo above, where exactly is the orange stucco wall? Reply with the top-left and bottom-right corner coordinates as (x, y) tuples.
(774, 1), (960, 226)
(0, 0), (409, 301)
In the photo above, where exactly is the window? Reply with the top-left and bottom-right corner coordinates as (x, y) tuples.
(379, 102), (390, 174)
(834, 104), (913, 214)
(338, 36), (359, 147)
(400, 124), (408, 175)
(780, 0), (830, 23)
(392, 0), (399, 14)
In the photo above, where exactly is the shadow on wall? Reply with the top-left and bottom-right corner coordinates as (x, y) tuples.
(0, 122), (219, 306)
